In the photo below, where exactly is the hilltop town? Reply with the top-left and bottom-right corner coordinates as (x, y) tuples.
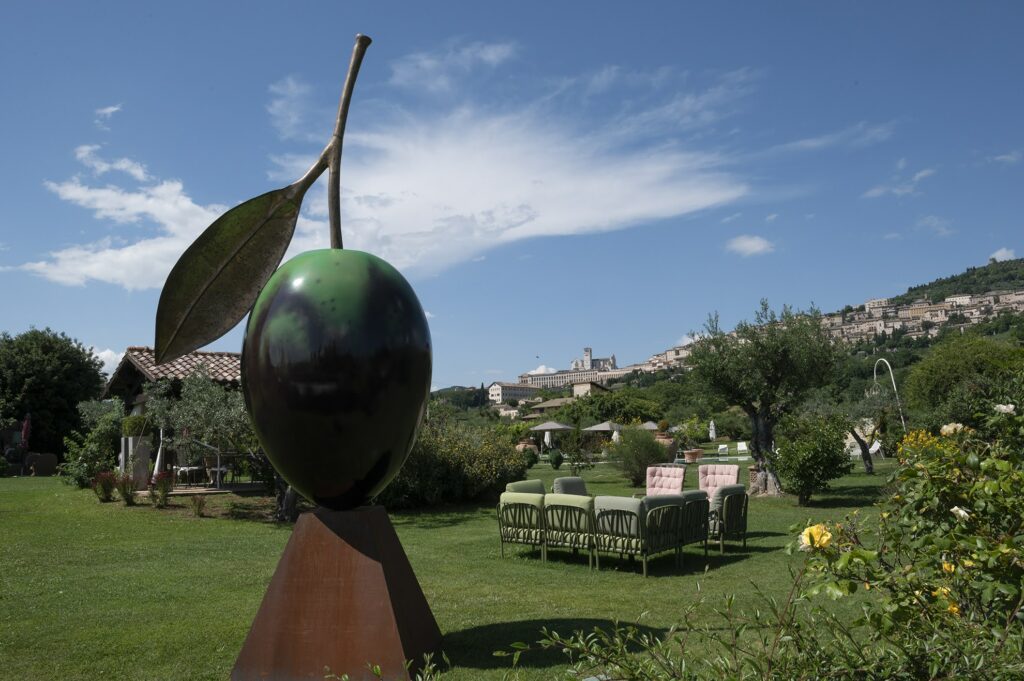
(484, 284), (1024, 404)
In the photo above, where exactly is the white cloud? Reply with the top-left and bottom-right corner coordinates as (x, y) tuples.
(0, 242), (8, 252)
(916, 215), (954, 237)
(94, 104), (122, 130)
(991, 247), (1016, 262)
(91, 347), (124, 377)
(75, 145), (149, 181)
(883, 232), (902, 240)
(25, 56), (752, 289)
(863, 166), (936, 198)
(424, 310), (436, 319)
(267, 76), (316, 140)
(676, 333), (698, 346)
(765, 213), (778, 223)
(726, 234), (774, 257)
(990, 150), (1021, 165)
(770, 121), (895, 153)
(720, 212), (742, 223)
(527, 364), (557, 375)
(390, 41), (517, 93)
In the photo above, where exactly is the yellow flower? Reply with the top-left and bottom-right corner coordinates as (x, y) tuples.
(799, 524), (832, 551)
(947, 603), (960, 616)
(932, 586), (951, 599)
(942, 561), (955, 574)
(963, 559), (976, 568)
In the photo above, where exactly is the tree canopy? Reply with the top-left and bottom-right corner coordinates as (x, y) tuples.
(0, 328), (104, 454)
(688, 300), (840, 463)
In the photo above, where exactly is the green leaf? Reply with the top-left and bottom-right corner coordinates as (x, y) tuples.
(154, 186), (303, 364)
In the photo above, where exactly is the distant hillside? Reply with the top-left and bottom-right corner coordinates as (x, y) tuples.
(889, 258), (1024, 306)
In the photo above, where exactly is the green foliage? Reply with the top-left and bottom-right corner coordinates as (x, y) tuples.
(769, 413), (853, 505)
(709, 406), (751, 440)
(609, 429), (666, 487)
(375, 410), (526, 509)
(551, 390), (661, 427)
(548, 449), (564, 470)
(672, 415), (704, 449)
(120, 415), (152, 437)
(689, 300), (839, 461)
(151, 472), (173, 508)
(188, 494), (206, 517)
(0, 328), (104, 454)
(58, 399), (124, 488)
(903, 334), (1024, 429)
(116, 473), (136, 506)
(92, 471), (116, 502)
(522, 448), (538, 468)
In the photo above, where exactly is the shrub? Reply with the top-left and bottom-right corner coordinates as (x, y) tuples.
(58, 403), (123, 488)
(188, 495), (206, 517)
(116, 472), (136, 506)
(672, 415), (704, 449)
(151, 471), (173, 508)
(375, 413), (527, 509)
(610, 429), (665, 487)
(522, 448), (538, 468)
(121, 415), (152, 437)
(549, 449), (564, 470)
(93, 471), (116, 502)
(769, 413), (852, 505)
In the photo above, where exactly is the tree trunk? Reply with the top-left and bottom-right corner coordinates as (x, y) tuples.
(849, 429), (875, 474)
(274, 475), (300, 522)
(747, 408), (782, 496)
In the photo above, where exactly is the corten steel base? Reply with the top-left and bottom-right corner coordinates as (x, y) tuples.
(231, 506), (442, 680)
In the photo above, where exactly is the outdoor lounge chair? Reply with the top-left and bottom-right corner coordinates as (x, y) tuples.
(497, 491), (546, 560)
(677, 490), (710, 564)
(505, 479), (545, 494)
(709, 484), (748, 553)
(593, 495), (682, 577)
(552, 476), (588, 495)
(544, 493), (595, 568)
(699, 464), (740, 501)
(736, 441), (749, 456)
(645, 464), (685, 496)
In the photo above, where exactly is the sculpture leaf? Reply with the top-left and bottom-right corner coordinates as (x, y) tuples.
(154, 187), (303, 364)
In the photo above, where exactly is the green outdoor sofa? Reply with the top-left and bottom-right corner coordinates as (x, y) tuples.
(497, 485), (720, 576)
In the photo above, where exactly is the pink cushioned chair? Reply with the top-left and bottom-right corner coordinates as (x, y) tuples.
(646, 465), (686, 496)
(699, 464), (740, 500)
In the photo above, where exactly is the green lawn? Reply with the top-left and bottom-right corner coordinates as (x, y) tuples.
(0, 461), (890, 680)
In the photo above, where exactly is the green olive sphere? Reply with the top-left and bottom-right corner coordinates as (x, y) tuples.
(241, 249), (432, 510)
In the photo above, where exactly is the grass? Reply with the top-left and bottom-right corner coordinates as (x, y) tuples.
(0, 460), (891, 680)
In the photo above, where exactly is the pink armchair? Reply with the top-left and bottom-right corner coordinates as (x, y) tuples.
(646, 464), (686, 496)
(699, 464), (740, 500)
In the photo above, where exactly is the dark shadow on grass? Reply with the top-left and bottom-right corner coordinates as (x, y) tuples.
(390, 503), (495, 530)
(807, 485), (886, 509)
(443, 618), (665, 669)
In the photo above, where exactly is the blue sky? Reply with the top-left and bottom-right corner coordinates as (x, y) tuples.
(1, 2), (1021, 388)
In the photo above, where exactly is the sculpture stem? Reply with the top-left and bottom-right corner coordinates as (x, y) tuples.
(328, 34), (372, 250)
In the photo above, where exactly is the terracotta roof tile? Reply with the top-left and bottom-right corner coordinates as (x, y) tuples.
(120, 346), (241, 385)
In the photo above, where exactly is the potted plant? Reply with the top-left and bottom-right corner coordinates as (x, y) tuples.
(674, 416), (705, 463)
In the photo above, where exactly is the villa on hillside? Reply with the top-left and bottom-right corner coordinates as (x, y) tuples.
(104, 346), (241, 415)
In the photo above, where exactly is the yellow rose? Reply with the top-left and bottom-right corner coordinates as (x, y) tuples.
(942, 561), (955, 574)
(799, 524), (832, 551)
(947, 603), (960, 616)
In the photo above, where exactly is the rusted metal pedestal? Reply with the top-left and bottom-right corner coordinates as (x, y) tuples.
(232, 505), (442, 680)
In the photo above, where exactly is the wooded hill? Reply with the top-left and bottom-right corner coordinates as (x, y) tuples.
(888, 257), (1024, 306)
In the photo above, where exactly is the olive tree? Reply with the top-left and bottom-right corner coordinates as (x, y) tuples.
(688, 300), (840, 493)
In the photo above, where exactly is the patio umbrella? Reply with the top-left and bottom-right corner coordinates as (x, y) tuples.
(709, 420), (716, 440)
(529, 421), (572, 453)
(583, 420), (622, 433)
(640, 421), (659, 431)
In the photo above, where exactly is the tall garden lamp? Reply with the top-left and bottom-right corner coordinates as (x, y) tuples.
(873, 358), (908, 434)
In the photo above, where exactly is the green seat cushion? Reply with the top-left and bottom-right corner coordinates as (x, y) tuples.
(545, 493), (593, 512)
(594, 495), (644, 540)
(552, 476), (588, 495)
(505, 479), (545, 494)
(499, 492), (544, 509)
(643, 494), (686, 512)
(680, 490), (708, 502)
(710, 484), (746, 512)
